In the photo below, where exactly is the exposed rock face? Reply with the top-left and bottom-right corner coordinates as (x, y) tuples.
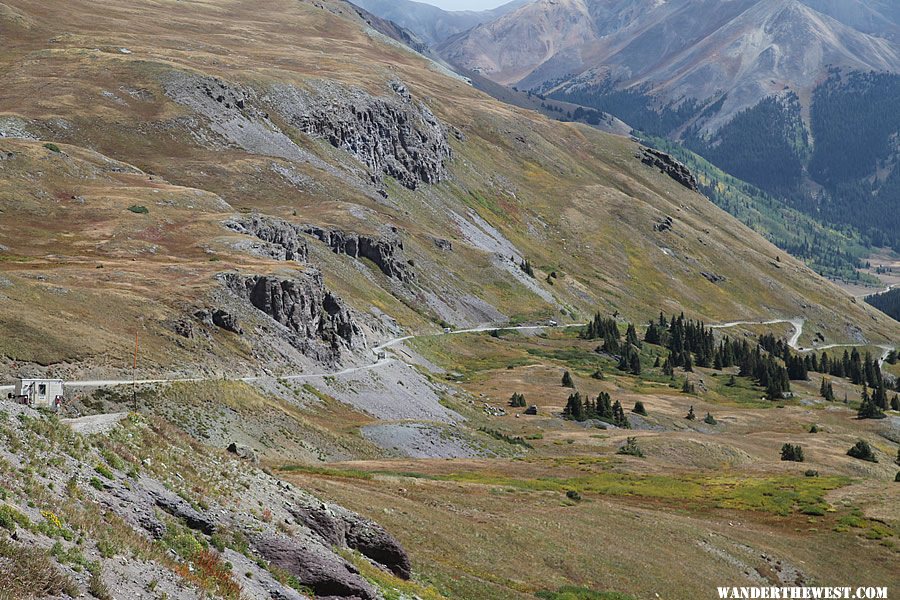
(267, 80), (452, 190)
(225, 215), (309, 262)
(253, 535), (377, 600)
(144, 479), (218, 536)
(221, 272), (360, 360)
(303, 225), (414, 282)
(289, 501), (411, 579)
(211, 309), (243, 334)
(640, 148), (699, 192)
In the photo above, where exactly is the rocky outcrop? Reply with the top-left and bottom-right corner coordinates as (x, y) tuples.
(267, 80), (452, 190)
(165, 72), (451, 191)
(225, 215), (309, 262)
(253, 534), (377, 600)
(221, 272), (360, 360)
(144, 478), (218, 536)
(640, 148), (699, 192)
(226, 442), (259, 464)
(653, 215), (675, 233)
(211, 309), (243, 334)
(432, 237), (453, 252)
(701, 271), (726, 284)
(289, 501), (411, 579)
(303, 225), (414, 283)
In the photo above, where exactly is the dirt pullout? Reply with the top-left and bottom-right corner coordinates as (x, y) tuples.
(361, 422), (487, 458)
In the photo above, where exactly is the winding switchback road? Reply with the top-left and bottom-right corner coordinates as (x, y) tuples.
(2, 319), (893, 393)
(0, 323), (586, 392)
(710, 318), (895, 366)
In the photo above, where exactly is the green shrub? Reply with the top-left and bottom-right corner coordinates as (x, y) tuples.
(0, 504), (31, 531)
(0, 539), (79, 598)
(95, 463), (114, 479)
(704, 412), (717, 425)
(89, 477), (104, 490)
(847, 440), (877, 463)
(632, 401), (647, 416)
(617, 437), (644, 458)
(88, 563), (112, 600)
(43, 143), (61, 153)
(565, 490), (582, 502)
(781, 444), (805, 462)
(128, 205), (149, 214)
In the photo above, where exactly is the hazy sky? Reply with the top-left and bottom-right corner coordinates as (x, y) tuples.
(417, 0), (510, 10)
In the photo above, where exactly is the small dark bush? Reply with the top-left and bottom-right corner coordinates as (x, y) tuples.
(128, 205), (149, 214)
(617, 437), (644, 457)
(43, 143), (61, 153)
(565, 490), (582, 502)
(780, 443), (805, 462)
(847, 440), (878, 463)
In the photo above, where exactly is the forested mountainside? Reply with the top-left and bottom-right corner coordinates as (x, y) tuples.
(867, 288), (900, 321)
(358, 0), (900, 281)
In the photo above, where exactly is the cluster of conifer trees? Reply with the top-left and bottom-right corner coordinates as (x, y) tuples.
(651, 313), (793, 400)
(563, 391), (629, 428)
(580, 311), (897, 408)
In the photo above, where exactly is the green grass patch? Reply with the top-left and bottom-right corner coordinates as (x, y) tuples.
(127, 205), (149, 214)
(276, 464), (373, 480)
(372, 469), (848, 517)
(339, 548), (447, 600)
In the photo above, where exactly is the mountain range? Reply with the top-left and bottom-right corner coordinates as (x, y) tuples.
(359, 0), (900, 264)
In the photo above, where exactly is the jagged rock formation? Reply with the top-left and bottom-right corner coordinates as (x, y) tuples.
(225, 215), (309, 262)
(165, 73), (452, 191)
(303, 225), (414, 283)
(253, 534), (377, 600)
(640, 148), (699, 192)
(221, 272), (360, 360)
(289, 501), (411, 579)
(209, 309), (243, 334)
(267, 80), (452, 190)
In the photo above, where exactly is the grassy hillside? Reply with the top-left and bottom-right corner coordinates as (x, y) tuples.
(0, 0), (897, 383)
(0, 1), (897, 598)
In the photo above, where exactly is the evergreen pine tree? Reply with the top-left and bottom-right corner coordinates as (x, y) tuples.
(562, 371), (575, 388)
(686, 405), (696, 420)
(847, 440), (878, 463)
(632, 401), (647, 416)
(780, 443), (805, 462)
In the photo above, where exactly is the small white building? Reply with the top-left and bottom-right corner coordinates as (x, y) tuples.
(10, 378), (64, 410)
